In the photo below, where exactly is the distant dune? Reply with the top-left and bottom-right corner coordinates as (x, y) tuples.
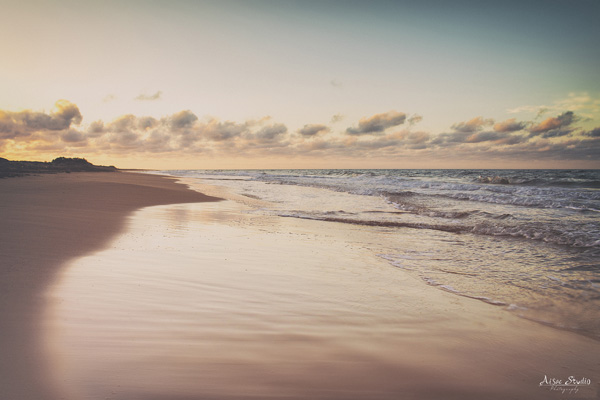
(0, 157), (117, 178)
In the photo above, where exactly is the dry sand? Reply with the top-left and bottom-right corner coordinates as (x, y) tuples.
(0, 172), (219, 400)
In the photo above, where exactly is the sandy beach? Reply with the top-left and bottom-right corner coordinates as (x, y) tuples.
(1, 172), (599, 399)
(3, 0), (599, 398)
(0, 172), (219, 400)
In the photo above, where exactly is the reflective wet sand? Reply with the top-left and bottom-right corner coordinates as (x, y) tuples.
(44, 198), (600, 399)
(0, 172), (217, 400)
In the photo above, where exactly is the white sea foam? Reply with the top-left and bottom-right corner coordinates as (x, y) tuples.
(158, 169), (600, 339)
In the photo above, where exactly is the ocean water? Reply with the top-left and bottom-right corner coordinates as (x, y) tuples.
(159, 169), (600, 339)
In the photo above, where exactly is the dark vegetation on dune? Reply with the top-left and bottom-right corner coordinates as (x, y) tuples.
(0, 157), (117, 178)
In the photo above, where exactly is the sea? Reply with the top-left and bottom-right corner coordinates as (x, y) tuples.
(157, 169), (600, 339)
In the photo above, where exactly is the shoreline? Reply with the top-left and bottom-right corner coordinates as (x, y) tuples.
(1, 171), (599, 399)
(0, 171), (220, 400)
(44, 193), (600, 399)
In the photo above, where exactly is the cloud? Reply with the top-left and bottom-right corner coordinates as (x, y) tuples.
(53, 100), (83, 126)
(108, 130), (141, 148)
(535, 108), (549, 119)
(392, 130), (430, 149)
(78, 112), (289, 153)
(495, 134), (528, 145)
(0, 111), (20, 139)
(430, 131), (470, 147)
(330, 79), (343, 88)
(88, 121), (106, 136)
(135, 91), (163, 101)
(169, 110), (198, 130)
(88, 115), (157, 136)
(254, 123), (288, 141)
(507, 105), (543, 115)
(298, 124), (330, 137)
(465, 131), (508, 143)
(202, 120), (249, 142)
(508, 93), (600, 121)
(582, 127), (600, 137)
(330, 114), (344, 124)
(346, 111), (407, 135)
(0, 100), (82, 139)
(466, 131), (527, 145)
(144, 130), (175, 153)
(103, 94), (116, 103)
(407, 114), (423, 126)
(555, 93), (596, 109)
(538, 129), (572, 139)
(493, 118), (526, 132)
(297, 130), (432, 158)
(432, 120), (528, 147)
(108, 114), (137, 133)
(1, 100), (598, 166)
(529, 111), (577, 137)
(61, 129), (86, 143)
(552, 93), (600, 120)
(138, 116), (159, 131)
(451, 116), (494, 133)
(487, 137), (600, 162)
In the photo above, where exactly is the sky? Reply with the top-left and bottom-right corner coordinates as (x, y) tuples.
(1, 0), (599, 169)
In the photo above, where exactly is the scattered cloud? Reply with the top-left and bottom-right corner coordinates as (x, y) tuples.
(88, 121), (106, 136)
(582, 127), (600, 137)
(103, 94), (116, 103)
(508, 92), (600, 121)
(389, 130), (430, 149)
(330, 79), (343, 88)
(202, 120), (248, 142)
(493, 118), (527, 133)
(61, 129), (87, 143)
(50, 100), (83, 126)
(330, 114), (344, 124)
(451, 117), (494, 133)
(554, 93), (600, 117)
(0, 100), (81, 139)
(467, 131), (527, 145)
(466, 131), (507, 143)
(431, 128), (527, 148)
(407, 114), (423, 126)
(346, 111), (407, 135)
(1, 100), (598, 166)
(507, 105), (541, 115)
(529, 111), (577, 138)
(108, 114), (137, 133)
(169, 110), (198, 130)
(138, 116), (159, 131)
(254, 123), (288, 141)
(430, 131), (470, 147)
(107, 129), (141, 148)
(535, 108), (550, 119)
(135, 91), (163, 101)
(298, 124), (330, 137)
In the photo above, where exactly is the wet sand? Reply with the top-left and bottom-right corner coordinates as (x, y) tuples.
(0, 172), (219, 400)
(1, 172), (599, 399)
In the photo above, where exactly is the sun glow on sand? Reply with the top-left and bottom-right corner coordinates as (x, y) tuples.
(44, 190), (600, 399)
